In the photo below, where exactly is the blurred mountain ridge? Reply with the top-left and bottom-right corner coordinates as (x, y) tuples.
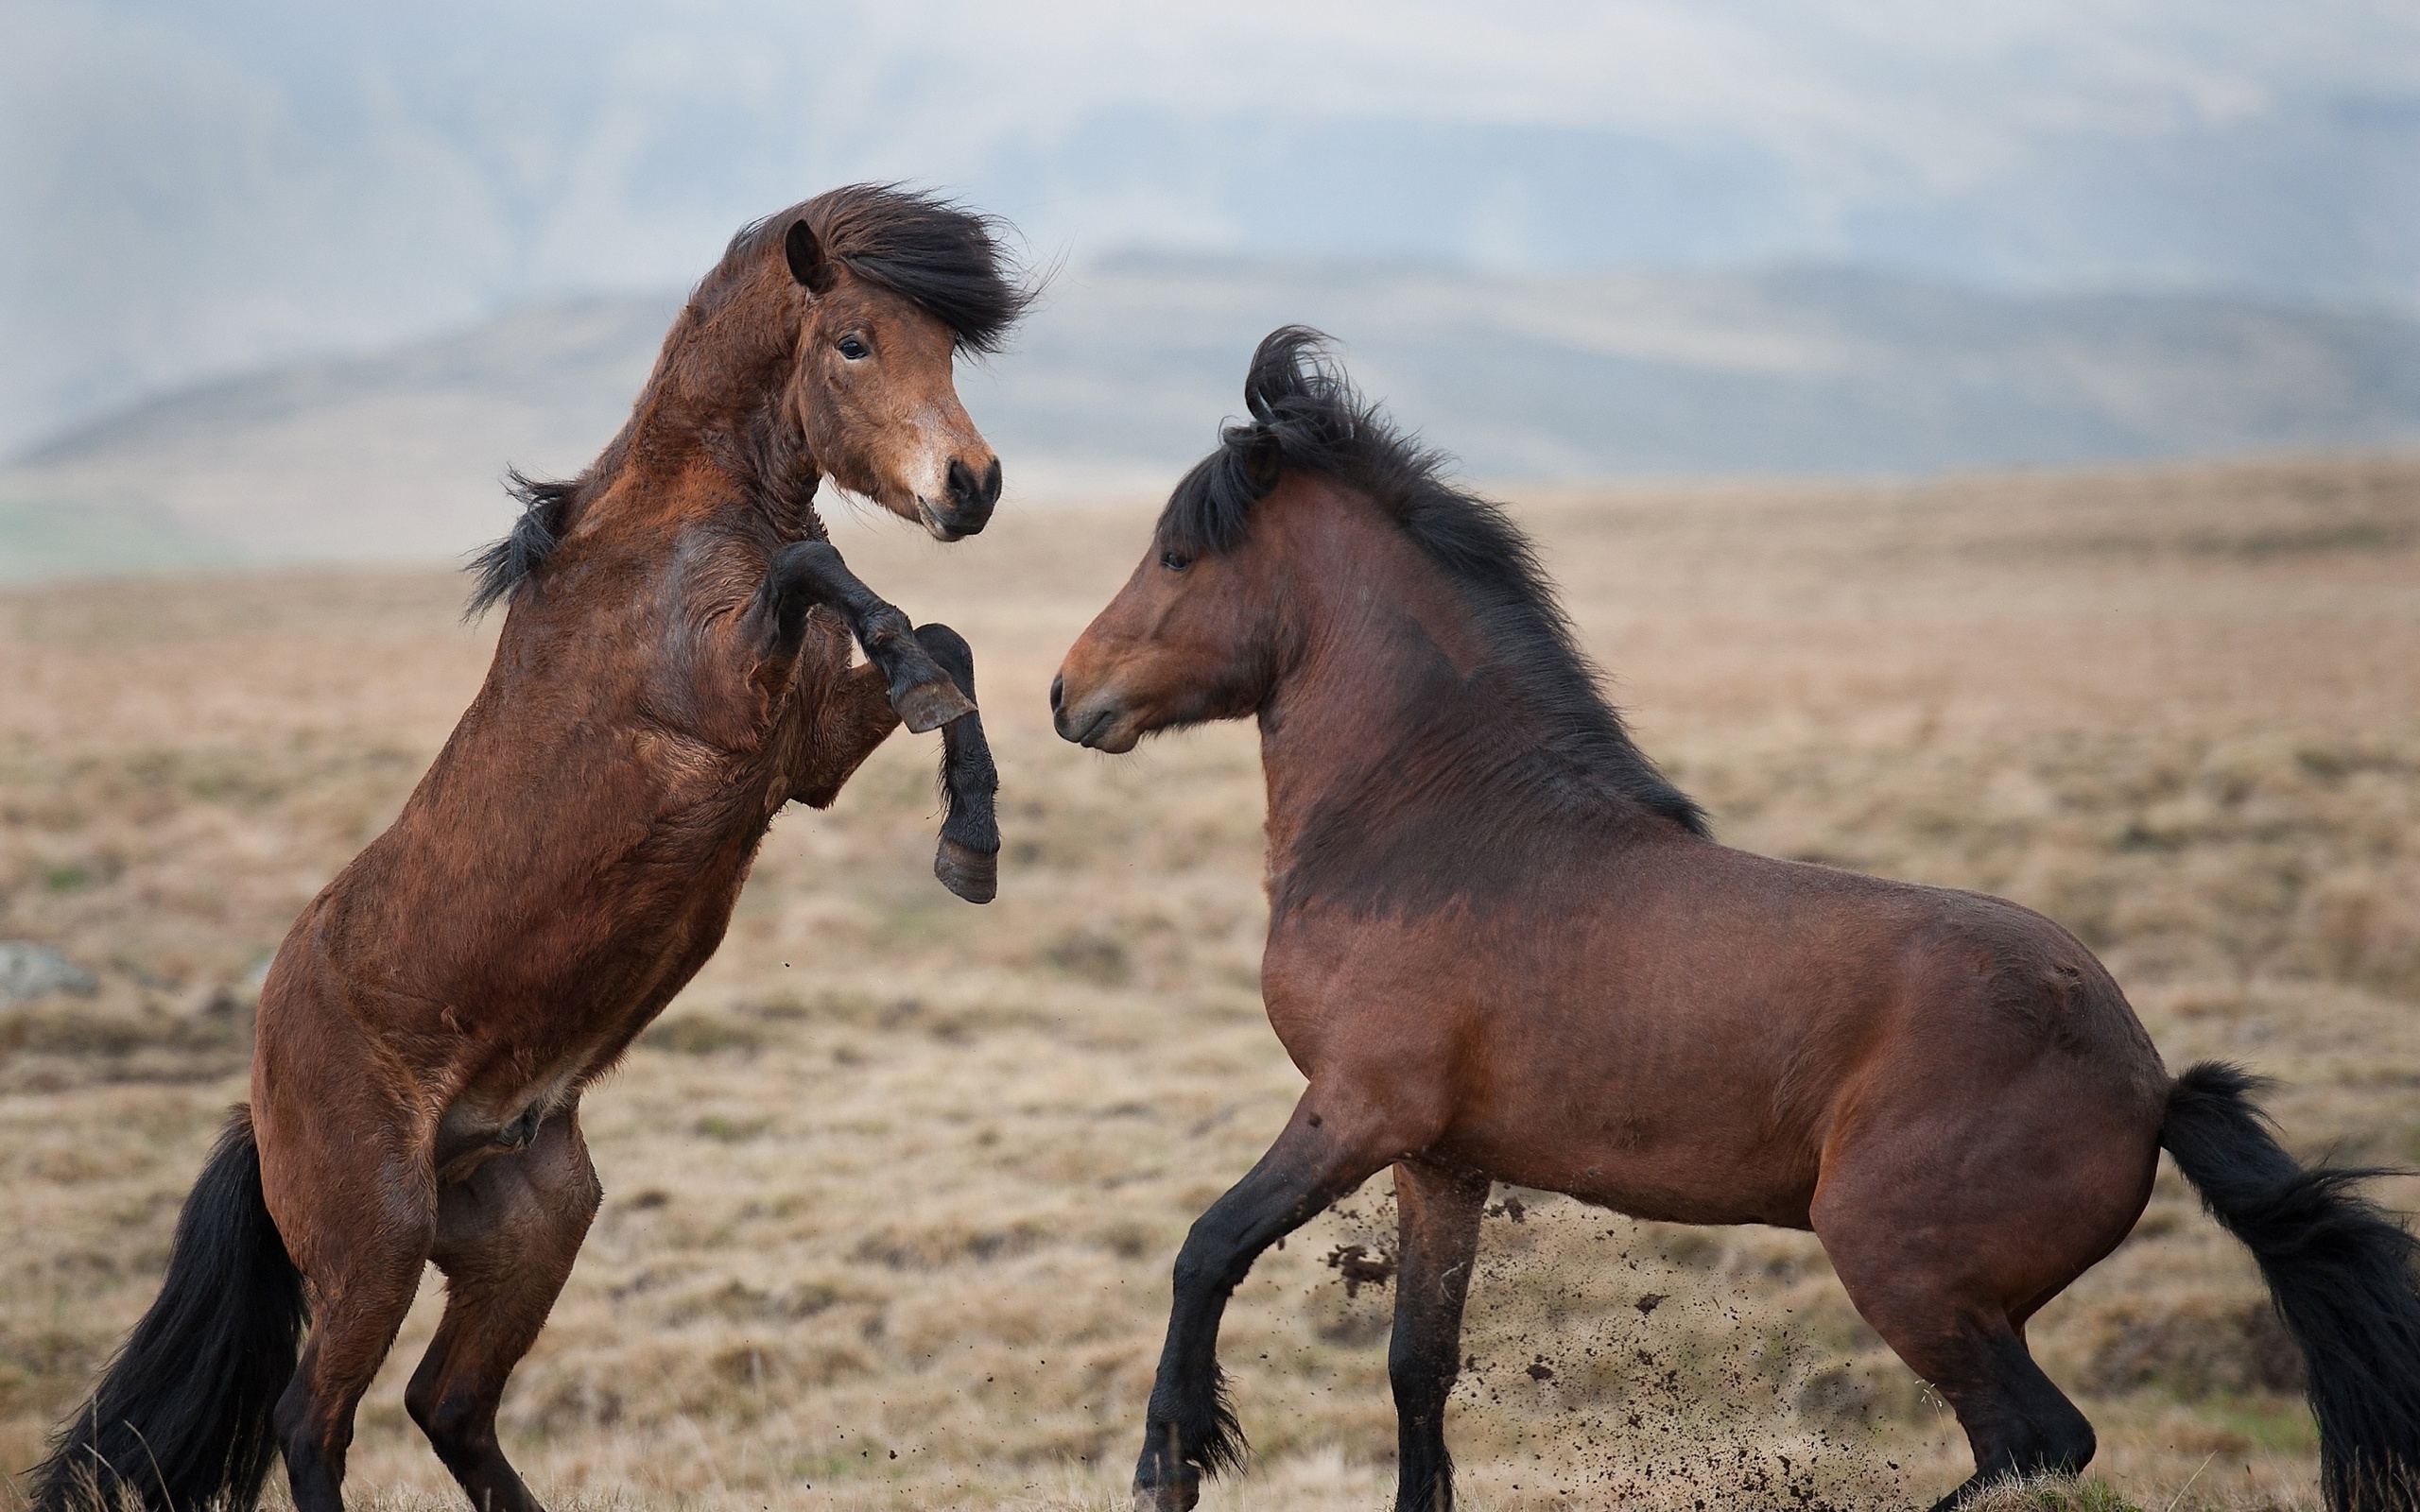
(5, 255), (2417, 580)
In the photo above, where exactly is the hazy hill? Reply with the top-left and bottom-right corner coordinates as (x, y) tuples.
(4, 257), (2416, 579)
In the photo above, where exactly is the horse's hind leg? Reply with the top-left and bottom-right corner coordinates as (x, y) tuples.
(1840, 1280), (2092, 1512)
(1390, 1161), (1487, 1512)
(1814, 1157), (2130, 1510)
(263, 1113), (440, 1512)
(409, 1109), (603, 1512)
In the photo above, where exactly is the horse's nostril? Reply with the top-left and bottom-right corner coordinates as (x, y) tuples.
(943, 456), (1001, 515)
(1048, 674), (1063, 713)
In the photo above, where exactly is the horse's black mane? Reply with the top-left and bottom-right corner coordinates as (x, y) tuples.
(465, 471), (574, 619)
(1161, 326), (1708, 838)
(466, 183), (1033, 617)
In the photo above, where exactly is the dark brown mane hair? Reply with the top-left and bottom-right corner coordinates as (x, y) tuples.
(1159, 325), (1708, 838)
(467, 183), (1035, 617)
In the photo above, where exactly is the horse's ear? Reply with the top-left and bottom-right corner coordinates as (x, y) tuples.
(786, 219), (836, 294)
(1243, 430), (1283, 490)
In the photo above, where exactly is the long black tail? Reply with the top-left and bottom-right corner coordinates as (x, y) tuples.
(26, 1106), (306, 1512)
(2162, 1062), (2420, 1511)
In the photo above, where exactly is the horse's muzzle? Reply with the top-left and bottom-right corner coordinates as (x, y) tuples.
(922, 455), (1003, 540)
(1051, 679), (1132, 751)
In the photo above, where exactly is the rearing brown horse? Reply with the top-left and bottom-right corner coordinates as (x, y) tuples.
(28, 185), (1031, 1512)
(1053, 328), (2420, 1512)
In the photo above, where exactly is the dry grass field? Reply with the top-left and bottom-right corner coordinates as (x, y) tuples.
(2, 452), (2417, 1512)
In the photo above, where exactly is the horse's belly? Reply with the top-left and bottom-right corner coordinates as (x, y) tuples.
(1443, 1121), (1821, 1231)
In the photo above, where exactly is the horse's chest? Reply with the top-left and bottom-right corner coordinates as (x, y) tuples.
(1259, 916), (1478, 1070)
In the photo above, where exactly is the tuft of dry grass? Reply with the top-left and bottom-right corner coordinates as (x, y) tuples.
(1, 453), (2416, 1511)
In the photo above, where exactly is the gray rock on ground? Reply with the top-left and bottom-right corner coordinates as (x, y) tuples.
(0, 941), (99, 1004)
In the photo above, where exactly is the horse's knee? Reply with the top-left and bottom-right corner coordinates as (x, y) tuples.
(1169, 1244), (1229, 1302)
(1174, 1205), (1261, 1289)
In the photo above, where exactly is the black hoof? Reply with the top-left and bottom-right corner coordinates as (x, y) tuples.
(934, 837), (997, 904)
(893, 678), (976, 733)
(1133, 1473), (1201, 1512)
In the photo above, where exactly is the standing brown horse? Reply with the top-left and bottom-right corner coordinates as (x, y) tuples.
(27, 185), (1031, 1512)
(1052, 328), (2420, 1512)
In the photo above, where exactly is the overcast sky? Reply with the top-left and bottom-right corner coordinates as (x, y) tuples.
(5, 0), (2416, 452)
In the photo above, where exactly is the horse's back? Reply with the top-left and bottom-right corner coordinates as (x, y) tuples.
(1634, 841), (2169, 1129)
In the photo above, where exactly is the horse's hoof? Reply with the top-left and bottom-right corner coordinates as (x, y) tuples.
(934, 838), (998, 904)
(1132, 1478), (1201, 1512)
(894, 678), (976, 734)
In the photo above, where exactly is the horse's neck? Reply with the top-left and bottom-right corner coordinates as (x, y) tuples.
(584, 301), (818, 541)
(1256, 552), (1522, 879)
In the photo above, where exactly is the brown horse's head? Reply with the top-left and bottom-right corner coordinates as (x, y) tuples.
(1052, 331), (1335, 751)
(1055, 325), (1710, 835)
(779, 186), (1031, 541)
(1051, 500), (1293, 753)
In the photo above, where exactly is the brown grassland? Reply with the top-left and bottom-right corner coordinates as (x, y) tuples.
(1, 453), (2416, 1512)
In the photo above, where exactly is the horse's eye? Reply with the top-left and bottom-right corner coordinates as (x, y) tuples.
(838, 336), (871, 361)
(1160, 550), (1194, 573)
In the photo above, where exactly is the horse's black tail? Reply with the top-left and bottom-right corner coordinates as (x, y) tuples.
(2161, 1062), (2420, 1510)
(26, 1106), (305, 1512)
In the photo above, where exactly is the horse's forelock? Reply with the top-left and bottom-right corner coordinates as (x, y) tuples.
(799, 184), (1036, 354)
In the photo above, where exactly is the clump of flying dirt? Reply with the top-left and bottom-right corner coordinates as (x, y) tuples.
(1322, 1242), (1396, 1299)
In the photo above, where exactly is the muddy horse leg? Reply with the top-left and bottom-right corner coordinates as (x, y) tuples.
(756, 540), (973, 731)
(908, 622), (999, 902)
(407, 1110), (602, 1512)
(268, 1123), (439, 1512)
(1135, 1097), (1400, 1511)
(1389, 1161), (1487, 1512)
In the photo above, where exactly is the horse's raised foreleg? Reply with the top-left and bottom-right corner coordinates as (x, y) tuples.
(786, 622), (999, 903)
(759, 541), (996, 895)
(1135, 1095), (1403, 1511)
(753, 540), (973, 731)
(908, 622), (999, 903)
(407, 1109), (602, 1512)
(1389, 1161), (1487, 1512)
